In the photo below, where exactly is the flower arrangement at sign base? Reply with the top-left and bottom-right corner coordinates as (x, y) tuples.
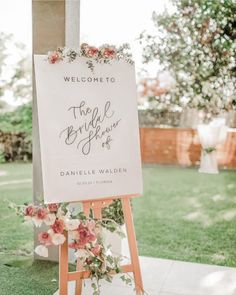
(10, 201), (134, 295)
(47, 43), (134, 73)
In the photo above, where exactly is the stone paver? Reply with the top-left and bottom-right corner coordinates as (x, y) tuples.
(54, 257), (236, 295)
(162, 260), (236, 295)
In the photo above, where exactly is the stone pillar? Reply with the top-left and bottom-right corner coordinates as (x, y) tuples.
(65, 0), (80, 47)
(32, 0), (80, 261)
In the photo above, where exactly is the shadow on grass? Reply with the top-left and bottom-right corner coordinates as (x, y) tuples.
(0, 258), (61, 295)
(1, 257), (77, 295)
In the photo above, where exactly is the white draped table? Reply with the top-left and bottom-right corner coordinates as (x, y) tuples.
(197, 118), (228, 174)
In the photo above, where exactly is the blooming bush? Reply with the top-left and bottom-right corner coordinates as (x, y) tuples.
(47, 43), (134, 73)
(139, 0), (236, 119)
(11, 202), (131, 295)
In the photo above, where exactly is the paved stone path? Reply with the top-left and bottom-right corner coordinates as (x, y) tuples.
(54, 256), (236, 295)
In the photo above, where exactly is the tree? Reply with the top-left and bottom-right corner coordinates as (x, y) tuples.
(0, 102), (32, 135)
(140, 0), (236, 120)
(0, 32), (31, 105)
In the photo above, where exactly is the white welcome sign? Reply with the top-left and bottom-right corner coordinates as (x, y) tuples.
(34, 55), (143, 203)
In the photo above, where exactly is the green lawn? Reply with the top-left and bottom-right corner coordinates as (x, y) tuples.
(0, 163), (236, 294)
(0, 163), (59, 295)
(134, 165), (236, 267)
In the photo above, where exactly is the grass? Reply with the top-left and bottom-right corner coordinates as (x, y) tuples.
(0, 163), (236, 294)
(0, 163), (59, 295)
(134, 165), (236, 267)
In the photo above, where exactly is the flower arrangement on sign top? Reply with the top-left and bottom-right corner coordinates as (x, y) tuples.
(47, 43), (134, 72)
(10, 201), (133, 295)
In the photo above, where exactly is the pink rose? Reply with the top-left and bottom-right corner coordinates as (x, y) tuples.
(85, 258), (92, 265)
(102, 47), (116, 59)
(25, 205), (35, 217)
(77, 223), (96, 247)
(87, 47), (99, 57)
(69, 242), (81, 250)
(47, 203), (59, 213)
(38, 232), (52, 246)
(48, 51), (61, 64)
(91, 245), (102, 256)
(36, 208), (47, 220)
(52, 219), (65, 234)
(87, 220), (96, 232)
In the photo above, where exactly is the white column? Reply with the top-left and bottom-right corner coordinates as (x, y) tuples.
(65, 0), (80, 48)
(32, 0), (80, 262)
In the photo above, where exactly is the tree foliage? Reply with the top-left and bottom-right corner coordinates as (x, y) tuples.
(0, 103), (32, 135)
(140, 0), (236, 117)
(0, 32), (31, 104)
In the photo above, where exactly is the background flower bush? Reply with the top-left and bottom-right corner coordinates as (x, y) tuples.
(139, 0), (236, 119)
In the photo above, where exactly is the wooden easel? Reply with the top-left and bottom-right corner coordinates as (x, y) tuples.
(59, 196), (144, 295)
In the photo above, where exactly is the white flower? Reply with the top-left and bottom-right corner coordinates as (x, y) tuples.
(209, 19), (217, 32)
(32, 217), (43, 228)
(65, 218), (80, 231)
(74, 249), (89, 260)
(202, 82), (212, 95)
(47, 228), (54, 236)
(62, 47), (71, 56)
(180, 96), (190, 105)
(44, 214), (56, 226)
(105, 248), (112, 256)
(158, 71), (176, 90)
(35, 245), (48, 258)
(71, 230), (80, 240)
(24, 215), (32, 221)
(57, 208), (65, 220)
(51, 233), (66, 246)
(24, 216), (33, 224)
(104, 248), (113, 267)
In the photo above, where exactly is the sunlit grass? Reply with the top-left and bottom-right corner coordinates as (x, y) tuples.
(0, 163), (236, 294)
(134, 165), (236, 267)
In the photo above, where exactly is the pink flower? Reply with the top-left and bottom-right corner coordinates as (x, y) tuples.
(102, 47), (116, 59)
(87, 220), (96, 232)
(47, 203), (59, 213)
(36, 208), (47, 220)
(48, 51), (61, 64)
(25, 205), (36, 217)
(69, 242), (82, 250)
(87, 47), (99, 57)
(51, 233), (66, 245)
(81, 43), (89, 50)
(38, 232), (52, 246)
(85, 258), (93, 265)
(52, 219), (65, 234)
(91, 245), (102, 256)
(77, 223), (96, 247)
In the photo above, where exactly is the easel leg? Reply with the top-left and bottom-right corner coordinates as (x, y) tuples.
(122, 197), (144, 295)
(59, 231), (68, 295)
(74, 198), (144, 294)
(75, 263), (83, 295)
(75, 203), (90, 295)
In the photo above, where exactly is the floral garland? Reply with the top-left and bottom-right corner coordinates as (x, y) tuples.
(47, 43), (134, 72)
(10, 202), (132, 295)
(203, 147), (216, 154)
